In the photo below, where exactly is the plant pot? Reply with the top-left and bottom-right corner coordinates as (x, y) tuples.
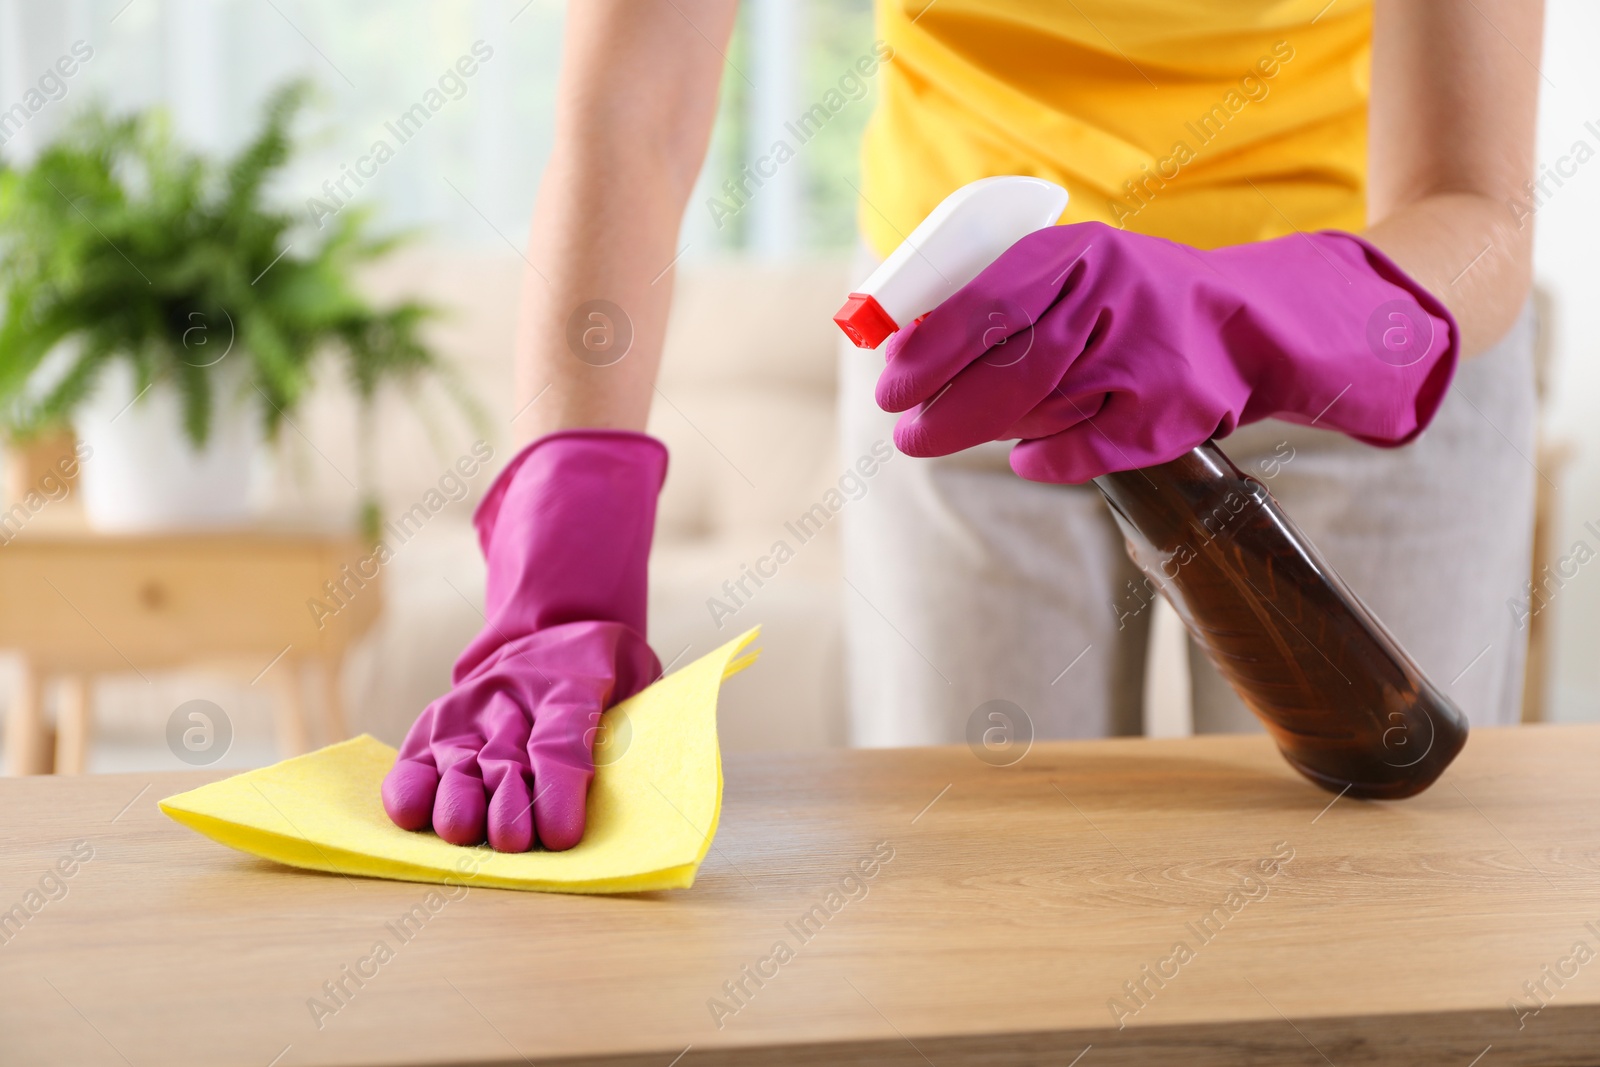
(74, 361), (267, 532)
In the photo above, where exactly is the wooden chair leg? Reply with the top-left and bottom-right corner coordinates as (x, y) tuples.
(1522, 437), (1577, 723)
(270, 660), (311, 757)
(54, 675), (93, 775)
(3, 658), (49, 776)
(318, 656), (350, 746)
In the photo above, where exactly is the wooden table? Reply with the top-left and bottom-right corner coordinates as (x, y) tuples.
(0, 526), (380, 775)
(2, 723), (1598, 1066)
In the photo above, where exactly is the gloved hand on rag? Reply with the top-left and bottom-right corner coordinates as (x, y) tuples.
(382, 430), (667, 852)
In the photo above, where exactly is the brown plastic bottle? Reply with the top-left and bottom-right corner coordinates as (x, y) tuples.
(1094, 441), (1468, 799)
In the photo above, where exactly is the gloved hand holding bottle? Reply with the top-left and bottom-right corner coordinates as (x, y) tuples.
(381, 429), (667, 852)
(875, 221), (1459, 483)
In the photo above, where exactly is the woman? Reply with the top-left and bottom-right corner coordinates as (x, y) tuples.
(382, 0), (1544, 852)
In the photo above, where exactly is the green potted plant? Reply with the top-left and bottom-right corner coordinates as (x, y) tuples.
(0, 81), (465, 534)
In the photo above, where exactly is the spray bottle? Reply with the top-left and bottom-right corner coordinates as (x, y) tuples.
(834, 176), (1467, 799)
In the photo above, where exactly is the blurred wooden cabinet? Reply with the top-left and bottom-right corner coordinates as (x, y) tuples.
(0, 528), (380, 774)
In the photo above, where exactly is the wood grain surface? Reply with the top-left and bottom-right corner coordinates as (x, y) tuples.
(2, 723), (1599, 1066)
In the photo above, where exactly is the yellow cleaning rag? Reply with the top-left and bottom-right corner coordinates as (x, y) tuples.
(160, 629), (759, 894)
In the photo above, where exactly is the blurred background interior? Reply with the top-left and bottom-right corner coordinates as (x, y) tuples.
(0, 0), (1597, 775)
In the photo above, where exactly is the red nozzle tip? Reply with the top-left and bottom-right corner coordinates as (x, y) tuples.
(833, 293), (899, 349)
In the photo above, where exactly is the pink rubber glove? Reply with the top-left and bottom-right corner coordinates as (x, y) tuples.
(877, 222), (1459, 483)
(381, 430), (667, 852)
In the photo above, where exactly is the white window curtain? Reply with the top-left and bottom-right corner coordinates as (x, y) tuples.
(1, 0), (569, 250)
(0, 0), (869, 256)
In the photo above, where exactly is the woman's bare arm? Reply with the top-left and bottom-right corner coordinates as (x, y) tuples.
(512, 0), (739, 442)
(1365, 0), (1544, 358)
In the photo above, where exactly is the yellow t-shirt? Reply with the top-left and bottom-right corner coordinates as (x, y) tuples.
(859, 0), (1372, 257)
